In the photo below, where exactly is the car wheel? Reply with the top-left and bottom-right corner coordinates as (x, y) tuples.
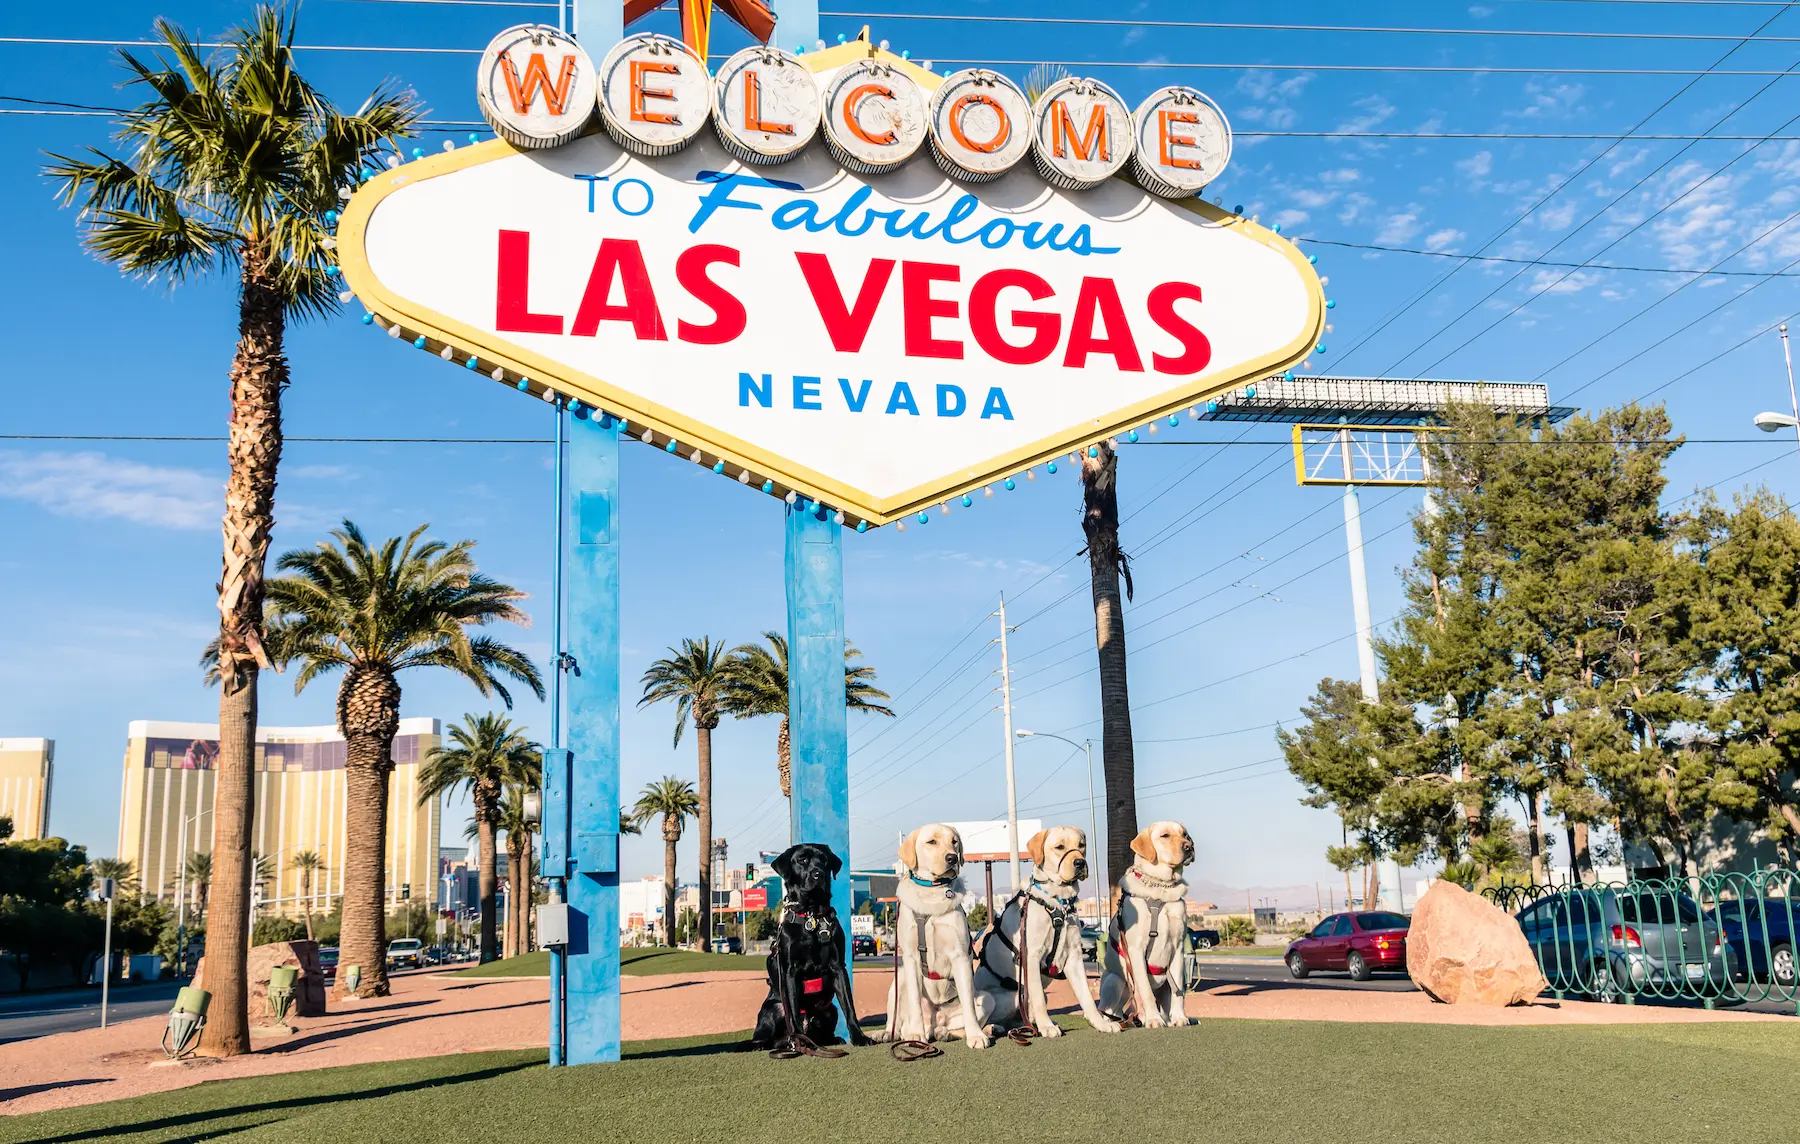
(1197, 937), (1214, 950)
(1347, 952), (1372, 982)
(1287, 953), (1310, 979)
(1773, 944), (1795, 989)
(1587, 959), (1621, 1004)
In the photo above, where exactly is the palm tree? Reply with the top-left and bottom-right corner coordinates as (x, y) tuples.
(721, 633), (895, 800)
(418, 714), (541, 963)
(639, 638), (730, 952)
(1081, 439), (1139, 893)
(631, 777), (699, 947)
(490, 787), (540, 957)
(212, 520), (542, 998)
(45, 8), (420, 1058)
(291, 851), (323, 941)
(620, 812), (641, 836)
(92, 858), (140, 897)
(184, 852), (214, 921)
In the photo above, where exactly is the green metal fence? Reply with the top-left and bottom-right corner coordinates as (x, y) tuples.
(1484, 869), (1800, 1012)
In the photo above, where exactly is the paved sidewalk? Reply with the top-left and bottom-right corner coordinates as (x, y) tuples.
(3, 963), (1785, 1117)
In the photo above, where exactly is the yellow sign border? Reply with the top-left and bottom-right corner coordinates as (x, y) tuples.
(338, 39), (1326, 526)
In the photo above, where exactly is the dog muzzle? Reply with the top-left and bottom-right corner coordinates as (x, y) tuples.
(1072, 858), (1089, 881)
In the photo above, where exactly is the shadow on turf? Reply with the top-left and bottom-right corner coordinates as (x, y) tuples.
(0, 1079), (107, 1103)
(23, 1060), (541, 1144)
(261, 1000), (542, 1054)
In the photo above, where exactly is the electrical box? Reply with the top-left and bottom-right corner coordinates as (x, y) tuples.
(537, 902), (570, 948)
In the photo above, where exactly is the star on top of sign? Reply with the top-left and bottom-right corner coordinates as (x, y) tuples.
(623, 0), (775, 58)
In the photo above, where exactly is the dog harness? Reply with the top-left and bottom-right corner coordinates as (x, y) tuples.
(905, 869), (960, 979)
(978, 882), (1079, 990)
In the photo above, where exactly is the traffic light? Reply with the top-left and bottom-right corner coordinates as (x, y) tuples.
(745, 863), (755, 882)
(401, 883), (411, 901)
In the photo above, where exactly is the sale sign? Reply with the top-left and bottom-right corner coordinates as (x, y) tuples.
(338, 36), (1324, 527)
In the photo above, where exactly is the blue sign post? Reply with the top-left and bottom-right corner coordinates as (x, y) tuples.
(784, 499), (851, 1035)
(560, 412), (623, 1065)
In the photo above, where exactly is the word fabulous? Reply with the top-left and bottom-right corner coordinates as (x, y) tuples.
(476, 27), (1232, 199)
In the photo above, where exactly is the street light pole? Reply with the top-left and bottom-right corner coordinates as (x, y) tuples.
(997, 595), (1021, 891)
(1014, 730), (1105, 922)
(1784, 324), (1800, 464)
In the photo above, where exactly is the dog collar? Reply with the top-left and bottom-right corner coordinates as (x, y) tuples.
(907, 871), (956, 890)
(1129, 867), (1181, 890)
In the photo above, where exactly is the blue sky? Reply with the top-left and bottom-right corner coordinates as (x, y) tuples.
(5, 0), (1800, 906)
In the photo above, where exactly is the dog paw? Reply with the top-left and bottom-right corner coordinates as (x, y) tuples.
(1167, 1015), (1192, 1028)
(966, 1032), (991, 1050)
(1039, 1022), (1063, 1038)
(1092, 1018), (1122, 1034)
(1141, 1014), (1168, 1029)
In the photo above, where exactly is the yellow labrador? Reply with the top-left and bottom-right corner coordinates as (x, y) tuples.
(971, 826), (1120, 1038)
(882, 824), (990, 1050)
(1099, 821), (1195, 1028)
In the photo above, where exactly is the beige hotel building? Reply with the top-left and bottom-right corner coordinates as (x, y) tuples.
(118, 719), (442, 918)
(0, 738), (54, 840)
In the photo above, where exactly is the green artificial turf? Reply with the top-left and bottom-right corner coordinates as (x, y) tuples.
(453, 947), (765, 979)
(11, 1018), (1800, 1144)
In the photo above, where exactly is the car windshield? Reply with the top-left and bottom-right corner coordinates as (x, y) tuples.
(1357, 912), (1409, 932)
(1617, 894), (1700, 924)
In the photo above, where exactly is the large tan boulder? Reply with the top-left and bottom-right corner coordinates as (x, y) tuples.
(1406, 881), (1547, 1006)
(195, 940), (328, 1023)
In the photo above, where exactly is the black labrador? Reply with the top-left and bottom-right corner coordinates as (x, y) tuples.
(750, 842), (874, 1054)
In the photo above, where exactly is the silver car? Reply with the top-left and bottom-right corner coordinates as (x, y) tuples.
(1516, 888), (1731, 1002)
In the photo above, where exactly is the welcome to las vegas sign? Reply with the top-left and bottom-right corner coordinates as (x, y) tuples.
(336, 27), (1327, 528)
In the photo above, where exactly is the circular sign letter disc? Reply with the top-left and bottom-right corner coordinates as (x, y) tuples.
(598, 33), (711, 156)
(713, 46), (821, 165)
(1030, 77), (1134, 191)
(1130, 87), (1232, 199)
(822, 60), (928, 175)
(928, 69), (1031, 183)
(477, 25), (597, 149)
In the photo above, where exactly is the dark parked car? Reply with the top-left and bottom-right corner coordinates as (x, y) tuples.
(1079, 924), (1103, 962)
(851, 934), (877, 958)
(318, 946), (340, 979)
(1187, 927), (1222, 951)
(1286, 911), (1409, 980)
(1515, 889), (1730, 1001)
(1711, 897), (1797, 987)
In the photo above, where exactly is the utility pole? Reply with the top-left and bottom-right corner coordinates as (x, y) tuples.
(97, 877), (115, 1028)
(1783, 324), (1800, 466)
(997, 594), (1021, 891)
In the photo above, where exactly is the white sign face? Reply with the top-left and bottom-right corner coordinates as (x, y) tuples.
(712, 46), (821, 165)
(598, 33), (710, 156)
(344, 45), (1319, 526)
(928, 69), (1032, 183)
(476, 25), (597, 149)
(821, 60), (929, 175)
(943, 820), (1047, 862)
(1031, 77), (1134, 191)
(1130, 87), (1231, 199)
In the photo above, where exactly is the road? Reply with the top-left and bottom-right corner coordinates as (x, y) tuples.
(0, 979), (185, 1044)
(1195, 954), (1419, 993)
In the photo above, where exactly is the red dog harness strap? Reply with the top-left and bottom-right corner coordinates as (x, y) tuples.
(1109, 936), (1167, 977)
(802, 977), (826, 994)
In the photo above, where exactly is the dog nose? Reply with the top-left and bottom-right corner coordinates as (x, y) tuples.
(1073, 858), (1089, 880)
(946, 853), (962, 869)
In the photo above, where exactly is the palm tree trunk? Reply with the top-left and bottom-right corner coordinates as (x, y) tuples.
(336, 667), (401, 998)
(697, 724), (713, 954)
(663, 831), (679, 948)
(1082, 442), (1138, 892)
(504, 830), (524, 958)
(198, 252), (285, 1059)
(477, 817), (498, 963)
(1526, 792), (1546, 885)
(777, 717), (791, 800)
(301, 873), (314, 942)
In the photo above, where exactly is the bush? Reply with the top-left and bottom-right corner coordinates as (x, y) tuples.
(1221, 916), (1258, 946)
(252, 916), (308, 946)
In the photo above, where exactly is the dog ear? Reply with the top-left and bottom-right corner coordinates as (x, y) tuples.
(1026, 829), (1048, 867)
(824, 846), (843, 878)
(772, 846), (797, 881)
(1130, 828), (1157, 862)
(898, 829), (919, 871)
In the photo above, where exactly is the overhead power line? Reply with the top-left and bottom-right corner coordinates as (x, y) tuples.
(1297, 236), (1800, 277)
(824, 11), (1800, 41)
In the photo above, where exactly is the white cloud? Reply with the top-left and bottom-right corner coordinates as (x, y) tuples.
(1376, 209), (1422, 245)
(1319, 168), (1362, 185)
(1528, 269), (1604, 295)
(1424, 228), (1465, 252)
(1335, 94), (1396, 135)
(0, 450), (218, 530)
(1290, 188), (1337, 209)
(1273, 208), (1310, 227)
(1508, 81), (1587, 120)
(1457, 151), (1494, 181)
(1469, 5), (1494, 16)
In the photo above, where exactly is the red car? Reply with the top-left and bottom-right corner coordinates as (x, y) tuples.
(1286, 911), (1410, 981)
